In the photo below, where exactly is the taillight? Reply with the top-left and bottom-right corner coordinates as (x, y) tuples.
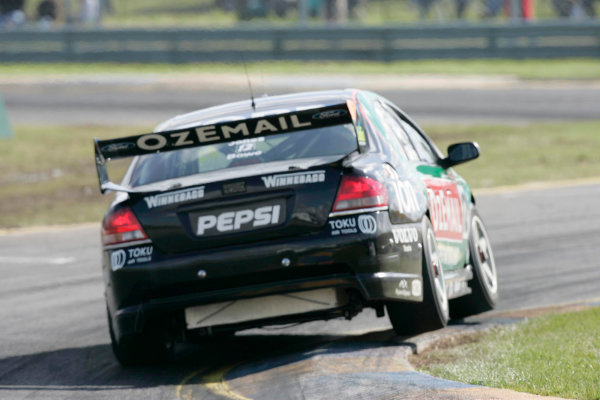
(332, 175), (389, 213)
(102, 207), (148, 246)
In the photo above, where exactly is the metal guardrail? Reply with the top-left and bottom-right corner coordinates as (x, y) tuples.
(1, 22), (599, 62)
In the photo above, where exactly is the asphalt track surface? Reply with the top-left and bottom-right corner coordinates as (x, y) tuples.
(1, 78), (599, 399)
(2, 78), (600, 125)
(1, 183), (599, 400)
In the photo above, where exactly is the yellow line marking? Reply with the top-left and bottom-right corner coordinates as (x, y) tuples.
(175, 368), (207, 400)
(203, 364), (252, 400)
(175, 364), (252, 400)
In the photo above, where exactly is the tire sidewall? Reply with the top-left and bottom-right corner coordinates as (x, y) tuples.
(422, 217), (450, 326)
(468, 208), (499, 306)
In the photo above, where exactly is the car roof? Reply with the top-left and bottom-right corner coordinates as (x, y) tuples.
(154, 89), (359, 132)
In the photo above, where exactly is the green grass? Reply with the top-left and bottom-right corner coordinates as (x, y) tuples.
(0, 125), (140, 228)
(1, 59), (599, 80)
(103, 0), (239, 28)
(428, 121), (600, 188)
(1, 120), (599, 228)
(414, 307), (600, 399)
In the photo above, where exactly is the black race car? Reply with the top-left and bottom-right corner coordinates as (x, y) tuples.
(95, 89), (498, 365)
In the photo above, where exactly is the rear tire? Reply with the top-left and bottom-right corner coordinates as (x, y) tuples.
(387, 217), (449, 336)
(450, 208), (498, 319)
(107, 308), (174, 366)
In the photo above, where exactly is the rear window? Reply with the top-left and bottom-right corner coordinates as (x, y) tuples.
(128, 124), (357, 187)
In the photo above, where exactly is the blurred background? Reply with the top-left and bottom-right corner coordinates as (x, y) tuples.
(0, 0), (597, 28)
(0, 0), (598, 64)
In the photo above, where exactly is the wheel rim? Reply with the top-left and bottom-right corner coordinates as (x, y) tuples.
(471, 215), (498, 295)
(427, 229), (449, 319)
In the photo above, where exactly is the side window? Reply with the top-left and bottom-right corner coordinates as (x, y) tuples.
(387, 110), (420, 162)
(373, 101), (419, 161)
(399, 120), (438, 164)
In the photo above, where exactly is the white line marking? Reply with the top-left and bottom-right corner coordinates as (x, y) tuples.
(476, 177), (600, 197)
(0, 256), (77, 265)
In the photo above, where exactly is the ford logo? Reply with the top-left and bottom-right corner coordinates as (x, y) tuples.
(312, 109), (348, 120)
(102, 142), (135, 154)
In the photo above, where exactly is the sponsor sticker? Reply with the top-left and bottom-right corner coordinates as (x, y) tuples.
(392, 227), (419, 253)
(446, 279), (469, 298)
(438, 243), (463, 267)
(136, 113), (313, 152)
(357, 215), (377, 234)
(101, 142), (135, 154)
(411, 279), (422, 297)
(392, 227), (419, 244)
(312, 109), (348, 120)
(144, 186), (205, 209)
(222, 181), (246, 195)
(356, 126), (367, 145)
(395, 279), (411, 297)
(97, 104), (353, 161)
(392, 180), (419, 215)
(227, 137), (263, 160)
(329, 215), (377, 236)
(394, 279), (422, 298)
(328, 218), (357, 236)
(383, 165), (412, 216)
(425, 179), (463, 241)
(192, 200), (285, 237)
(127, 246), (153, 264)
(261, 170), (326, 188)
(110, 250), (126, 271)
(110, 246), (154, 271)
(230, 137), (264, 146)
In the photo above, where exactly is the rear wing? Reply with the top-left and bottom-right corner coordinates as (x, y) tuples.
(94, 103), (354, 194)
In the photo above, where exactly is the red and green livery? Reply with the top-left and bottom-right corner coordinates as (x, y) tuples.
(96, 89), (498, 366)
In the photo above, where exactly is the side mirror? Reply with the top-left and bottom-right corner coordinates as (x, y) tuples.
(441, 142), (480, 169)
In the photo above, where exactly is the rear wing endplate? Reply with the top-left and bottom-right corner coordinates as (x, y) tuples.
(94, 103), (353, 194)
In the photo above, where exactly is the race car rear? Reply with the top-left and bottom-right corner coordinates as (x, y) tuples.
(96, 101), (423, 365)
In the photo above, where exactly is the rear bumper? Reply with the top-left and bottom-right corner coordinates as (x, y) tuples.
(102, 211), (423, 340)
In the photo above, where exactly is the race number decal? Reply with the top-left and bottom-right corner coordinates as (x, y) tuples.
(425, 179), (463, 241)
(393, 180), (419, 214)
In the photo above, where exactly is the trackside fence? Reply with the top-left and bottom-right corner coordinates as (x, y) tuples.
(1, 22), (599, 63)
